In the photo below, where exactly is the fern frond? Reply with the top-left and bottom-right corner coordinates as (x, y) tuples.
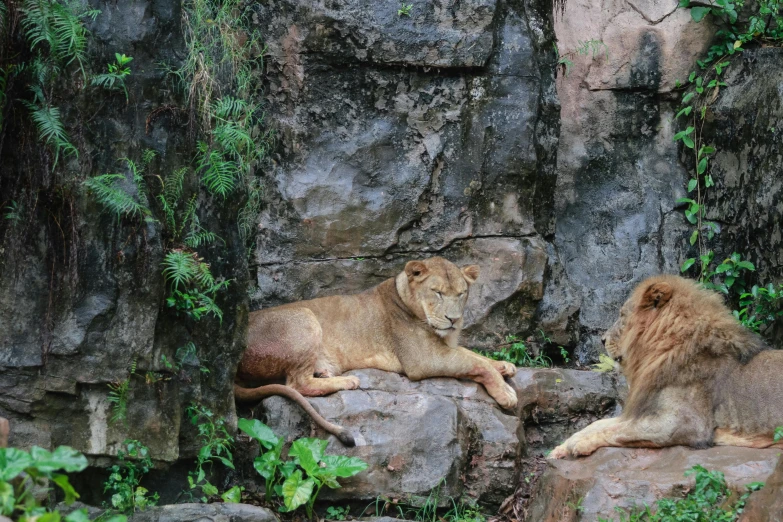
(211, 96), (247, 121)
(193, 259), (215, 288)
(197, 145), (239, 197)
(23, 100), (78, 169)
(178, 193), (198, 238)
(162, 249), (198, 290)
(83, 173), (151, 220)
(185, 228), (221, 249)
(142, 149), (157, 165)
(21, 0), (89, 78)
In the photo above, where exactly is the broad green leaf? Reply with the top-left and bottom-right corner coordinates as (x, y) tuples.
(731, 252), (741, 263)
(687, 178), (697, 192)
(688, 70), (696, 82)
(0, 448), (33, 481)
(726, 275), (736, 288)
(682, 136), (695, 149)
(689, 229), (699, 246)
(705, 174), (714, 187)
(680, 258), (696, 272)
(201, 482), (219, 496)
(0, 481), (14, 516)
(676, 106), (693, 119)
(320, 455), (368, 478)
(221, 485), (243, 503)
(679, 0), (690, 6)
(280, 460), (297, 479)
(64, 508), (91, 522)
(696, 77), (703, 87)
(676, 197), (696, 204)
(29, 446), (88, 475)
(682, 92), (695, 104)
(737, 261), (755, 271)
(38, 513), (62, 522)
(282, 470), (315, 511)
(715, 263), (732, 274)
(289, 438), (328, 475)
(697, 157), (708, 174)
(217, 456), (235, 470)
(699, 145), (715, 157)
(238, 418), (280, 449)
(53, 474), (80, 504)
(690, 6), (710, 21)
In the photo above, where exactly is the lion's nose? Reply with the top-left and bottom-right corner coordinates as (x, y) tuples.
(447, 316), (460, 326)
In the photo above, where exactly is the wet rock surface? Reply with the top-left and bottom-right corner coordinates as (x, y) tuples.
(251, 0), (560, 348)
(242, 368), (620, 507)
(527, 446), (782, 522)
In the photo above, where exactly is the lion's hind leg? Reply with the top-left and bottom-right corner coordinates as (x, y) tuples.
(713, 429), (783, 449)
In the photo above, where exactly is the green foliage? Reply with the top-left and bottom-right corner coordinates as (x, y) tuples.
(91, 53), (133, 100)
(238, 418), (368, 518)
(0, 445), (124, 522)
(398, 3), (413, 16)
(485, 335), (551, 368)
(162, 249), (229, 322)
(600, 465), (764, 522)
(20, 0), (98, 78)
(107, 359), (137, 425)
(103, 440), (159, 514)
(161, 341), (210, 375)
(556, 39), (607, 76)
(326, 505), (350, 520)
(22, 96), (78, 170)
(362, 481), (486, 522)
(185, 403), (235, 503)
(4, 200), (22, 223)
(774, 426), (783, 442)
(83, 155), (155, 222)
(733, 282), (783, 332)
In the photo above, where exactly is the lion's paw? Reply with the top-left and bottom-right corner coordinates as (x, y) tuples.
(495, 382), (518, 410)
(344, 376), (361, 390)
(548, 444), (570, 459)
(570, 439), (598, 457)
(495, 361), (517, 377)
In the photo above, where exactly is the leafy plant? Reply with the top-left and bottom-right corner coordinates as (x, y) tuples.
(238, 418), (368, 518)
(326, 505), (350, 520)
(92, 53), (133, 100)
(83, 155), (155, 222)
(23, 95), (78, 170)
(4, 200), (22, 223)
(774, 426), (783, 442)
(733, 283), (783, 333)
(485, 335), (551, 368)
(0, 445), (125, 521)
(107, 358), (137, 425)
(398, 3), (413, 16)
(161, 341), (210, 375)
(600, 465), (764, 521)
(103, 440), (159, 514)
(185, 403), (235, 503)
(162, 249), (229, 322)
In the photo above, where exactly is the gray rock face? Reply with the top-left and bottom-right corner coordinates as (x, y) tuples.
(127, 503), (279, 522)
(244, 367), (621, 508)
(251, 0), (560, 348)
(0, 0), (247, 461)
(255, 369), (522, 507)
(526, 446), (782, 522)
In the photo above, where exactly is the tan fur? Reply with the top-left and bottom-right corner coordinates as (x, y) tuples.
(550, 275), (783, 459)
(0, 417), (8, 448)
(236, 257), (518, 446)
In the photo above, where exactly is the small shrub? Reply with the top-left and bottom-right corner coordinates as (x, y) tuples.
(238, 418), (368, 518)
(162, 249), (229, 322)
(91, 53), (133, 100)
(103, 439), (159, 514)
(601, 465), (764, 522)
(185, 403), (235, 503)
(485, 335), (551, 368)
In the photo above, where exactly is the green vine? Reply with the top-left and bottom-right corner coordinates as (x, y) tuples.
(675, 0), (783, 332)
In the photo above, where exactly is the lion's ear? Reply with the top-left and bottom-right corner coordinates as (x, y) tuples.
(405, 261), (428, 280)
(462, 265), (480, 285)
(641, 282), (673, 309)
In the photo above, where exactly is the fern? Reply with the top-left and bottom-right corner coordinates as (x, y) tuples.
(162, 249), (228, 322)
(238, 178), (263, 242)
(22, 100), (78, 169)
(107, 359), (136, 425)
(185, 227), (221, 249)
(162, 250), (199, 291)
(20, 0), (94, 78)
(197, 141), (240, 197)
(83, 173), (152, 221)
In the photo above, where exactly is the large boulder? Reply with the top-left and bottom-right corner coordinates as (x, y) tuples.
(241, 368), (622, 508)
(740, 456), (783, 522)
(526, 446), (782, 522)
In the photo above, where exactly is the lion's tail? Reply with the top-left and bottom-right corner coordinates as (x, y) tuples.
(233, 383), (355, 447)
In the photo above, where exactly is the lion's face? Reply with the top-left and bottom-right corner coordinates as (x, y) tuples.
(603, 300), (632, 365)
(397, 257), (480, 341)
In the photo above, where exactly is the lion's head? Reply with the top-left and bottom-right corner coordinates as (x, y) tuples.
(603, 274), (767, 402)
(396, 257), (479, 346)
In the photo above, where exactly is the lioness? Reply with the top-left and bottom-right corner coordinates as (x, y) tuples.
(235, 257), (518, 446)
(551, 274), (783, 459)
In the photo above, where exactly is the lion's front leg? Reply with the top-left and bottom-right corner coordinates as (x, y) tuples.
(549, 418), (621, 459)
(463, 348), (517, 377)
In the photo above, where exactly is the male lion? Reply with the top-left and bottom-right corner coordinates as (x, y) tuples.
(550, 274), (783, 459)
(235, 257), (518, 446)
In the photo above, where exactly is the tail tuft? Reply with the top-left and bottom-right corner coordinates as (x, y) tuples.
(337, 430), (356, 447)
